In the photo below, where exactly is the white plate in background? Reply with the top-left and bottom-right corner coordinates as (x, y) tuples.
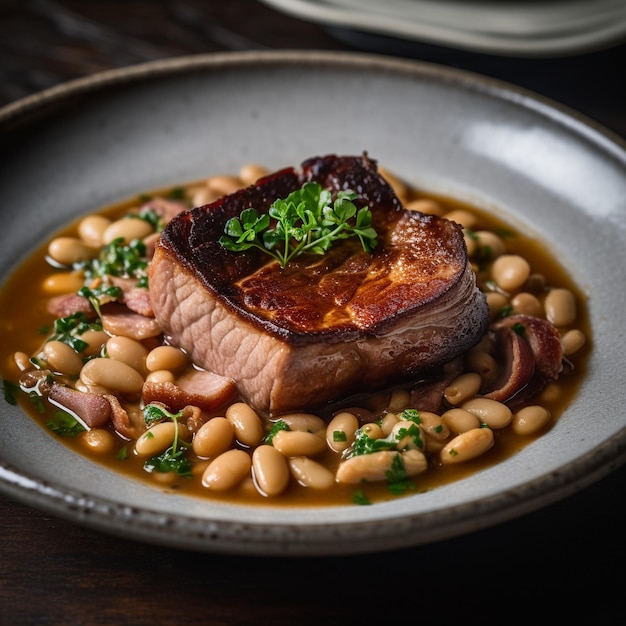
(260, 0), (626, 55)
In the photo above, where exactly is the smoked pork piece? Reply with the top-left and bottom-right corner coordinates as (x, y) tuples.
(149, 154), (489, 415)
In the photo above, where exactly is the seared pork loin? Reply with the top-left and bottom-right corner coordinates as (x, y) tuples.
(149, 154), (489, 415)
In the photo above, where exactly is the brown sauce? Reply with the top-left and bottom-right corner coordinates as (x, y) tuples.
(0, 174), (591, 507)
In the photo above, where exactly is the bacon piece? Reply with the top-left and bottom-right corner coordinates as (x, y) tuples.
(109, 277), (153, 317)
(140, 197), (188, 225)
(142, 369), (237, 413)
(483, 315), (563, 406)
(106, 393), (145, 440)
(100, 302), (162, 340)
(47, 293), (94, 318)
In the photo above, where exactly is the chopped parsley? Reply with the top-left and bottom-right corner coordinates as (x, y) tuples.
(47, 311), (103, 353)
(264, 419), (290, 445)
(46, 410), (85, 437)
(80, 236), (150, 288)
(1, 379), (19, 406)
(352, 490), (371, 505)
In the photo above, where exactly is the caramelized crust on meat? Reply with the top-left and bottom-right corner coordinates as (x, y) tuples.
(149, 154), (489, 414)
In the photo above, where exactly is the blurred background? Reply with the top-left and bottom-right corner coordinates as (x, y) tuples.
(1, 1), (625, 624)
(1, 0), (625, 137)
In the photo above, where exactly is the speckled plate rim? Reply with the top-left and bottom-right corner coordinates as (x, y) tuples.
(1, 50), (625, 556)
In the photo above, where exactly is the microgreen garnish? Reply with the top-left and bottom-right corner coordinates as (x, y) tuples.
(219, 181), (378, 268)
(142, 403), (192, 477)
(143, 402), (180, 426)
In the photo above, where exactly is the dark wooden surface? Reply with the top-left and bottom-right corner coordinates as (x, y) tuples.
(1, 2), (625, 623)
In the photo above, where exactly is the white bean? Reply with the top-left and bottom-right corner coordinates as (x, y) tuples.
(277, 412), (326, 436)
(464, 349), (499, 384)
(326, 411), (359, 453)
(238, 163), (268, 186)
(252, 445), (290, 496)
(442, 408), (481, 434)
(561, 329), (586, 356)
(202, 449), (252, 491)
(192, 417), (235, 458)
(78, 429), (116, 455)
(444, 372), (482, 405)
(461, 398), (512, 429)
(336, 449), (427, 483)
(473, 230), (506, 259)
(206, 174), (242, 196)
(102, 217), (154, 245)
(79, 357), (144, 394)
(443, 209), (477, 229)
(360, 422), (384, 439)
(271, 429), (326, 457)
(145, 369), (176, 384)
(544, 288), (577, 327)
(485, 292), (509, 319)
(146, 345), (188, 372)
(288, 457), (335, 490)
(387, 388), (411, 413)
(106, 336), (149, 376)
(390, 420), (424, 451)
(43, 340), (83, 376)
(406, 198), (445, 216)
(78, 329), (109, 357)
(491, 254), (531, 292)
(511, 406), (552, 436)
(379, 412), (400, 437)
(47, 237), (99, 266)
(225, 403), (264, 447)
(440, 428), (494, 464)
(135, 421), (190, 457)
(78, 215), (112, 247)
(511, 292), (543, 317)
(416, 411), (450, 451)
(42, 271), (85, 295)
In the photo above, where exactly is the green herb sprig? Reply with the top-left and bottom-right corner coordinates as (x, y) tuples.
(219, 182), (378, 268)
(142, 403), (192, 477)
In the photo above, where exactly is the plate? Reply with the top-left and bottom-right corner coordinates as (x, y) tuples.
(1, 50), (625, 556)
(260, 0), (626, 56)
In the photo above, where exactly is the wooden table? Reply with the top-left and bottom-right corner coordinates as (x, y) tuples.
(1, 2), (625, 623)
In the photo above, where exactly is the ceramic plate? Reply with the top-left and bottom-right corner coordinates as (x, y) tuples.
(260, 0), (626, 56)
(1, 51), (625, 556)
